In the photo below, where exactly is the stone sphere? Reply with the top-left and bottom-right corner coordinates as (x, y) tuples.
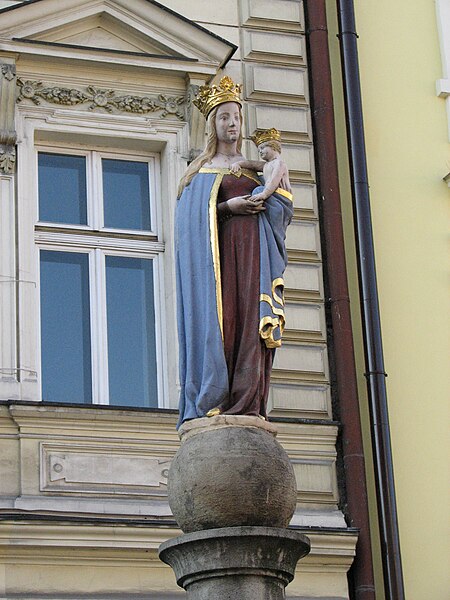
(168, 417), (297, 533)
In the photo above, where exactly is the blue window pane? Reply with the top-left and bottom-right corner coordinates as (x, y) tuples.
(40, 251), (92, 403)
(103, 159), (151, 231)
(38, 153), (87, 225)
(106, 256), (157, 407)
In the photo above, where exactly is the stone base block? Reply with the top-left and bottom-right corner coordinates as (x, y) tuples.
(159, 526), (310, 599)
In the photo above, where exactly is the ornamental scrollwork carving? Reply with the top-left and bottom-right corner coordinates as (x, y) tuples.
(157, 94), (185, 119)
(0, 62), (17, 174)
(186, 84), (200, 107)
(0, 146), (16, 175)
(38, 86), (90, 106)
(1, 64), (16, 82)
(109, 92), (158, 114)
(86, 87), (116, 112)
(16, 79), (186, 119)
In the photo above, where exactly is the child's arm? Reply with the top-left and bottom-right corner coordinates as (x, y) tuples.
(252, 159), (287, 201)
(230, 159), (265, 174)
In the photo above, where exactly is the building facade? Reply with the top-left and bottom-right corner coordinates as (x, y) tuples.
(328, 1), (450, 598)
(0, 1), (448, 599)
(0, 1), (358, 598)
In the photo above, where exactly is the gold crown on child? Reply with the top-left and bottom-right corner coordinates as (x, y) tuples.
(250, 128), (281, 146)
(193, 76), (243, 118)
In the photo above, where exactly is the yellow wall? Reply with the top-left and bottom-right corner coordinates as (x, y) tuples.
(327, 1), (450, 598)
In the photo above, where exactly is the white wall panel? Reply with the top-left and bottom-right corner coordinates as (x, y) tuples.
(241, 29), (306, 65)
(245, 103), (310, 142)
(285, 302), (326, 341)
(273, 343), (328, 381)
(286, 221), (321, 260)
(269, 383), (332, 418)
(291, 183), (317, 215)
(292, 459), (338, 504)
(284, 262), (323, 299)
(244, 63), (307, 104)
(240, 0), (304, 32)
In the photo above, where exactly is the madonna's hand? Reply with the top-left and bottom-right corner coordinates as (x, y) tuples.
(227, 195), (266, 215)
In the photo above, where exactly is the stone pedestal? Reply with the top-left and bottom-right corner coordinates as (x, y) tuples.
(168, 416), (297, 532)
(159, 416), (310, 598)
(159, 526), (310, 600)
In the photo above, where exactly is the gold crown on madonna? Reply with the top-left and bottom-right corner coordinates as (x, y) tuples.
(250, 128), (281, 146)
(193, 76), (242, 118)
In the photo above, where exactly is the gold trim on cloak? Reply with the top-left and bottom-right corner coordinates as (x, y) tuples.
(200, 167), (262, 186)
(199, 169), (292, 200)
(275, 187), (293, 202)
(272, 277), (285, 308)
(259, 278), (286, 349)
(259, 315), (283, 349)
(208, 173), (225, 339)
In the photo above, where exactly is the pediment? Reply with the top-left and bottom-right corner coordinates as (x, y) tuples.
(23, 13), (179, 57)
(0, 0), (236, 71)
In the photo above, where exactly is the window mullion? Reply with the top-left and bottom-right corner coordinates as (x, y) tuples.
(90, 249), (109, 405)
(149, 156), (158, 238)
(154, 253), (168, 408)
(91, 151), (102, 231)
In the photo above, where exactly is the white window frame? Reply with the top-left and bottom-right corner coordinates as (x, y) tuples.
(36, 243), (165, 406)
(35, 146), (160, 235)
(13, 106), (188, 408)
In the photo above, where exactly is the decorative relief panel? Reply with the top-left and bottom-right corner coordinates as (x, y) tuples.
(286, 221), (321, 261)
(16, 79), (185, 119)
(40, 443), (170, 496)
(241, 29), (306, 65)
(0, 61), (17, 174)
(280, 144), (314, 180)
(240, 0), (304, 32)
(292, 459), (338, 505)
(0, 147), (15, 174)
(284, 302), (326, 342)
(243, 63), (307, 105)
(273, 343), (329, 383)
(269, 383), (332, 419)
(290, 183), (317, 217)
(245, 103), (310, 143)
(284, 262), (324, 301)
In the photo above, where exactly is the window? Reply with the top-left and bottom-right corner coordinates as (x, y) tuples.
(35, 147), (164, 407)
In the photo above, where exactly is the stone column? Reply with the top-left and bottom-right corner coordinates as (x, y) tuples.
(159, 416), (310, 598)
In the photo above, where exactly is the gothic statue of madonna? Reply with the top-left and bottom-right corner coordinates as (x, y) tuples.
(176, 76), (293, 427)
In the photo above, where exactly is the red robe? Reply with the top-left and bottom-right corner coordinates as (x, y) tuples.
(216, 174), (273, 417)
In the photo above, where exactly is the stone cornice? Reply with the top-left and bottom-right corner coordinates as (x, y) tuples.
(0, 517), (357, 568)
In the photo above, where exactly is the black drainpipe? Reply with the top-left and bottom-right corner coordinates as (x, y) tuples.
(336, 2), (405, 599)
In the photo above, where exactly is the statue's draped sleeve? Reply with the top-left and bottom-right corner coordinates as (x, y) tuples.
(258, 187), (294, 348)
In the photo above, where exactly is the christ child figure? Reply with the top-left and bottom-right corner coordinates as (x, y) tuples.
(230, 128), (291, 201)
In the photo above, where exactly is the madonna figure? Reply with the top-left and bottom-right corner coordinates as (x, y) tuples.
(176, 77), (293, 427)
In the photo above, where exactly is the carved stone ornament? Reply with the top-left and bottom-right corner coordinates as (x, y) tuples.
(185, 83), (200, 122)
(0, 146), (16, 175)
(16, 79), (185, 119)
(1, 64), (16, 82)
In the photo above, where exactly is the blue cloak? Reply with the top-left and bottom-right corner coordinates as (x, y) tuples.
(175, 168), (293, 426)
